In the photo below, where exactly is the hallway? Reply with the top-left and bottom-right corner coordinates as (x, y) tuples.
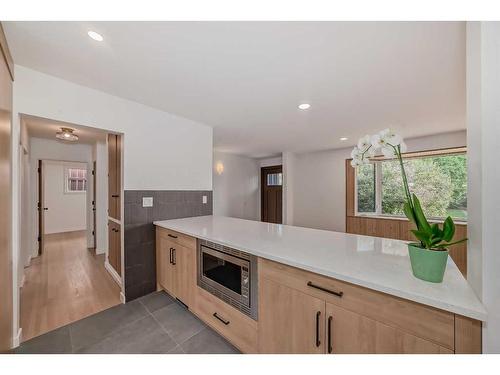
(20, 230), (121, 342)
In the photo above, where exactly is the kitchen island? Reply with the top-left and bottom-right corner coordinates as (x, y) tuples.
(154, 215), (486, 354)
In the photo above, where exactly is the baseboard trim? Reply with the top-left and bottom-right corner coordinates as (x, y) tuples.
(120, 291), (126, 304)
(13, 328), (22, 348)
(104, 261), (122, 287)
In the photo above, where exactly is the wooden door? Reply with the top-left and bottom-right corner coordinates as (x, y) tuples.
(173, 244), (195, 307)
(158, 235), (175, 295)
(92, 161), (96, 249)
(261, 165), (283, 223)
(258, 277), (325, 353)
(0, 22), (13, 352)
(37, 159), (45, 255)
(107, 134), (118, 219)
(325, 303), (452, 354)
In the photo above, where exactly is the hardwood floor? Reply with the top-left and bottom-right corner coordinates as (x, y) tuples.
(20, 230), (121, 342)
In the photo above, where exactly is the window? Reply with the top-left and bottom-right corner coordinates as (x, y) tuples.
(266, 172), (283, 186)
(355, 149), (467, 221)
(66, 168), (87, 193)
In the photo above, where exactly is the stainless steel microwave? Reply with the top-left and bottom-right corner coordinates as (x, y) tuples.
(197, 239), (258, 320)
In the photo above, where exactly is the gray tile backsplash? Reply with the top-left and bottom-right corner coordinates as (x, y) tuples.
(124, 190), (212, 301)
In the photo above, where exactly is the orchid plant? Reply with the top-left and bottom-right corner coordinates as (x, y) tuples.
(351, 129), (467, 251)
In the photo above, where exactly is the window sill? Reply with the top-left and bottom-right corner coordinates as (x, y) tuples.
(353, 213), (467, 225)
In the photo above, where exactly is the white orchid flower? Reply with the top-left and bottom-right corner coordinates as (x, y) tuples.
(357, 135), (371, 152)
(399, 141), (407, 153)
(381, 146), (396, 158)
(350, 157), (363, 168)
(351, 146), (361, 159)
(370, 133), (387, 149)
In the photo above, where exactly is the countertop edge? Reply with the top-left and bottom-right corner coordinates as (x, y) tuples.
(154, 220), (487, 321)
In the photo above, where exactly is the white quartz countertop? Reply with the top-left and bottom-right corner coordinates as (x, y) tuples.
(154, 215), (487, 321)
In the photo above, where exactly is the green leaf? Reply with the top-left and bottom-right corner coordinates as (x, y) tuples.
(411, 229), (432, 248)
(403, 201), (416, 224)
(442, 216), (455, 242)
(431, 223), (443, 239)
(435, 238), (468, 248)
(412, 194), (431, 232)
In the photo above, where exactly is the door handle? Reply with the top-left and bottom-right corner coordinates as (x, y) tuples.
(111, 194), (119, 198)
(315, 311), (321, 347)
(43, 207), (48, 211)
(168, 234), (178, 239)
(328, 316), (333, 354)
(213, 312), (230, 325)
(307, 281), (343, 298)
(169, 247), (173, 264)
(172, 248), (176, 265)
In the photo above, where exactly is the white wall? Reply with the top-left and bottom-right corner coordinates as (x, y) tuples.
(43, 161), (87, 234)
(13, 66), (213, 191)
(29, 137), (93, 256)
(466, 21), (500, 354)
(289, 130), (467, 233)
(213, 152), (259, 221)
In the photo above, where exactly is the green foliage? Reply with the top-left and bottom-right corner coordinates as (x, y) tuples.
(357, 164), (375, 212)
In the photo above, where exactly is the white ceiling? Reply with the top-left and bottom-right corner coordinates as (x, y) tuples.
(5, 22), (465, 158)
(23, 115), (108, 144)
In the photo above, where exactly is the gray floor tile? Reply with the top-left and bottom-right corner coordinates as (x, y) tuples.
(138, 290), (175, 313)
(77, 316), (177, 354)
(69, 300), (148, 350)
(181, 328), (239, 354)
(167, 345), (185, 354)
(152, 302), (205, 344)
(15, 326), (72, 354)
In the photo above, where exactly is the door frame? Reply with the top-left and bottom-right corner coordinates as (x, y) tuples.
(261, 165), (283, 223)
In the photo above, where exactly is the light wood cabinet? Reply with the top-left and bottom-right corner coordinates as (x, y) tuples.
(259, 277), (325, 354)
(107, 133), (121, 220)
(156, 228), (196, 308)
(325, 303), (452, 354)
(108, 220), (121, 275)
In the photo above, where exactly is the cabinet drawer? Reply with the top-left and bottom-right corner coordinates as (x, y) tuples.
(259, 258), (455, 350)
(194, 287), (258, 353)
(157, 227), (196, 250)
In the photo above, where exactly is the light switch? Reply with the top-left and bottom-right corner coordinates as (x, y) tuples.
(202, 195), (207, 204)
(142, 197), (153, 207)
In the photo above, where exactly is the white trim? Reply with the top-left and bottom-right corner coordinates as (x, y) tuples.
(13, 328), (22, 348)
(104, 261), (122, 287)
(120, 292), (126, 304)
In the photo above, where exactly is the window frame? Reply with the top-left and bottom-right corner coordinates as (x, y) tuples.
(354, 146), (467, 223)
(64, 166), (88, 194)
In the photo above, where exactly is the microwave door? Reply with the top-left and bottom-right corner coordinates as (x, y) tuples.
(201, 246), (248, 302)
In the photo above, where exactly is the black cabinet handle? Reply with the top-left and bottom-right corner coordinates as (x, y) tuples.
(307, 281), (343, 298)
(111, 194), (119, 198)
(213, 312), (230, 325)
(172, 248), (176, 265)
(168, 234), (178, 239)
(328, 316), (333, 354)
(315, 311), (321, 347)
(169, 248), (173, 264)
(43, 207), (48, 210)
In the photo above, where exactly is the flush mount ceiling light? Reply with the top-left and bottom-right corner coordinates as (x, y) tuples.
(340, 137), (349, 141)
(298, 103), (311, 110)
(56, 127), (79, 142)
(87, 30), (104, 42)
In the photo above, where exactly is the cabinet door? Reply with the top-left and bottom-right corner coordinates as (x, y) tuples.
(325, 303), (452, 354)
(259, 277), (325, 353)
(107, 134), (121, 220)
(108, 221), (121, 276)
(158, 235), (176, 295)
(173, 243), (195, 308)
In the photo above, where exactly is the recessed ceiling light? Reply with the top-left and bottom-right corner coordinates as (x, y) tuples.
(340, 137), (348, 141)
(88, 30), (104, 42)
(298, 103), (311, 110)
